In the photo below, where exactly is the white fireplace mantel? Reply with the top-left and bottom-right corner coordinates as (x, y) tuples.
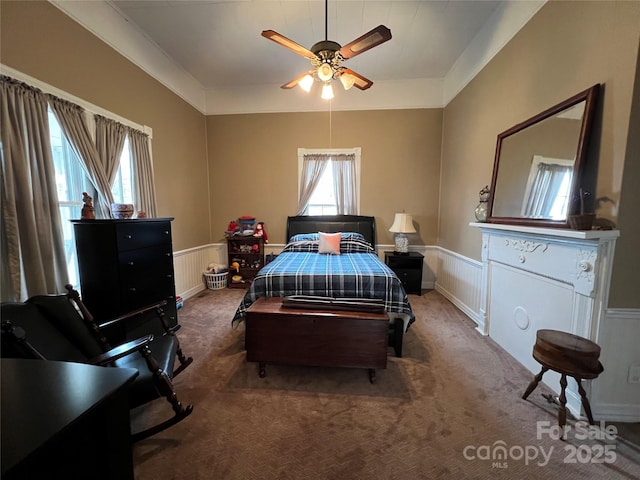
(470, 222), (619, 419)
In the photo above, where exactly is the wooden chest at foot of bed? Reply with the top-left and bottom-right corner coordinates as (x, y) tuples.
(245, 297), (388, 381)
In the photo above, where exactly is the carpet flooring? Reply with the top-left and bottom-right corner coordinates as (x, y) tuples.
(131, 288), (639, 479)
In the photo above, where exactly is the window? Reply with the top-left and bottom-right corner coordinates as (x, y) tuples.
(49, 109), (94, 288)
(49, 110), (135, 287)
(521, 155), (574, 219)
(297, 147), (361, 215)
(111, 136), (134, 204)
(307, 161), (336, 215)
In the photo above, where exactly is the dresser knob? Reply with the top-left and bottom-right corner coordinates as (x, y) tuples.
(164, 230), (169, 235)
(519, 255), (526, 263)
(128, 287), (136, 292)
(125, 234), (132, 239)
(128, 261), (134, 266)
(578, 261), (591, 272)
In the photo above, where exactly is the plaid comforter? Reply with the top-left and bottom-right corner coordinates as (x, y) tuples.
(231, 251), (415, 327)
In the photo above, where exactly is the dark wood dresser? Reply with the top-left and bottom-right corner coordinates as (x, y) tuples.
(72, 218), (177, 339)
(384, 251), (424, 295)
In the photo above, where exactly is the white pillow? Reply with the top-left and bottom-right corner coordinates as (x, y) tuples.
(318, 232), (341, 254)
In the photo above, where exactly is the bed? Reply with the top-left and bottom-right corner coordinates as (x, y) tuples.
(232, 215), (416, 357)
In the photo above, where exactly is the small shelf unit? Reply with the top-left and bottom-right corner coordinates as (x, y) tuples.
(227, 236), (265, 289)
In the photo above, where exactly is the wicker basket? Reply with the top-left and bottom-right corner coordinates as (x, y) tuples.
(568, 213), (595, 231)
(203, 272), (228, 290)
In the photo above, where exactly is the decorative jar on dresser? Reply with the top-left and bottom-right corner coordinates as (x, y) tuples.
(72, 218), (177, 341)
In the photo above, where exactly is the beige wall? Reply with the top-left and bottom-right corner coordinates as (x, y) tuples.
(439, 0), (640, 307)
(206, 109), (442, 245)
(2, 1), (639, 307)
(0, 1), (210, 251)
(609, 39), (640, 307)
(1, 2), (442, 251)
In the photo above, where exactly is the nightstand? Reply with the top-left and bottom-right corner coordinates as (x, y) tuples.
(384, 251), (424, 295)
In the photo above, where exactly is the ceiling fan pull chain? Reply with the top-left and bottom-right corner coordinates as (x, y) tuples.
(325, 0), (328, 41)
(329, 100), (333, 148)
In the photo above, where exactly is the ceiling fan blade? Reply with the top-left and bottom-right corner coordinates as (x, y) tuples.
(262, 30), (316, 59)
(339, 25), (392, 59)
(281, 71), (314, 89)
(338, 68), (374, 91)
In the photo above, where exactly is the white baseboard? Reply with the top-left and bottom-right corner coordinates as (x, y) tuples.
(179, 283), (207, 301)
(435, 283), (485, 333)
(592, 403), (640, 423)
(173, 243), (225, 300)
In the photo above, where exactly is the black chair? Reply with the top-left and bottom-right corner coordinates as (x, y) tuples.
(1, 285), (194, 442)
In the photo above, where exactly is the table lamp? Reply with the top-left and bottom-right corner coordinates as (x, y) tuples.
(389, 213), (416, 254)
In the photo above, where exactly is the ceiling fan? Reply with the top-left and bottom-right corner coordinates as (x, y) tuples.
(261, 0), (392, 97)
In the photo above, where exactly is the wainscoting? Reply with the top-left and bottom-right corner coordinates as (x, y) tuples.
(591, 308), (640, 421)
(173, 243), (285, 300)
(172, 242), (639, 421)
(430, 248), (483, 331)
(173, 244), (223, 300)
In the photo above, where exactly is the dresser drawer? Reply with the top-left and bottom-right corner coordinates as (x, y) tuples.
(116, 221), (172, 251)
(395, 269), (421, 287)
(387, 256), (422, 270)
(118, 245), (173, 279)
(120, 275), (175, 311)
(487, 231), (599, 296)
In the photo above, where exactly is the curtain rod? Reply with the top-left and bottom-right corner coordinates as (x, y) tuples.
(1, 64), (152, 138)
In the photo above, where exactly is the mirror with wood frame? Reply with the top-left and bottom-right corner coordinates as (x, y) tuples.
(487, 84), (600, 228)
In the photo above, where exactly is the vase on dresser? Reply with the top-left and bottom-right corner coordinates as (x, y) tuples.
(474, 185), (490, 222)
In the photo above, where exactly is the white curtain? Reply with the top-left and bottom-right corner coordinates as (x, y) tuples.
(128, 127), (157, 217)
(296, 153), (330, 215)
(523, 162), (571, 218)
(48, 96), (114, 218)
(95, 114), (127, 186)
(332, 153), (357, 215)
(0, 76), (69, 301)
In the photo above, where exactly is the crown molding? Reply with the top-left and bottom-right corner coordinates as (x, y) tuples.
(444, 0), (546, 104)
(49, 0), (206, 112)
(49, 0), (546, 115)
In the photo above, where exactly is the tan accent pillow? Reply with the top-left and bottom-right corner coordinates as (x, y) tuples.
(318, 232), (341, 254)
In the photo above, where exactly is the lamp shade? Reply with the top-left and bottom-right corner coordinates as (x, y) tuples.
(389, 213), (416, 233)
(339, 73), (355, 90)
(321, 83), (334, 100)
(298, 74), (314, 92)
(317, 63), (334, 82)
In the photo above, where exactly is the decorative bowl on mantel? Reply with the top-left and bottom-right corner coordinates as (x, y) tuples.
(111, 203), (135, 219)
(568, 213), (596, 231)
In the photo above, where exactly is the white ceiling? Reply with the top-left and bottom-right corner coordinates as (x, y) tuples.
(51, 0), (546, 114)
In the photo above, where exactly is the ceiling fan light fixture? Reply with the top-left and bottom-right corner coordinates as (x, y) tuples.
(298, 74), (314, 92)
(339, 73), (355, 90)
(262, 0), (391, 97)
(317, 63), (334, 82)
(321, 83), (334, 100)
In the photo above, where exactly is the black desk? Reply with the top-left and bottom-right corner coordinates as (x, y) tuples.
(1, 359), (138, 480)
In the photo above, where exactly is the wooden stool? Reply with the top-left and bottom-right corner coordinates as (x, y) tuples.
(522, 329), (604, 429)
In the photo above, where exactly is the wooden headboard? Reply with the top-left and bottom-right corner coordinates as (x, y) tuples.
(286, 215), (376, 247)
